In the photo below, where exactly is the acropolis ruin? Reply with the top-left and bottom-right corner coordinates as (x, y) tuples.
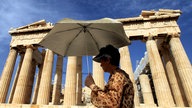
(0, 9), (192, 108)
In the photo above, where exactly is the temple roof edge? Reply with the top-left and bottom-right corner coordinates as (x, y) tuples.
(117, 9), (181, 23)
(9, 19), (53, 34)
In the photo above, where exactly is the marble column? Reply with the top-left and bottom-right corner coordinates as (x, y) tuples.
(8, 53), (24, 103)
(93, 57), (104, 90)
(12, 45), (34, 104)
(31, 50), (45, 104)
(146, 38), (175, 107)
(36, 49), (54, 105)
(161, 46), (186, 106)
(52, 55), (63, 105)
(0, 48), (18, 103)
(24, 60), (36, 103)
(119, 46), (140, 106)
(169, 36), (192, 106)
(64, 56), (78, 106)
(76, 56), (82, 105)
(139, 74), (155, 106)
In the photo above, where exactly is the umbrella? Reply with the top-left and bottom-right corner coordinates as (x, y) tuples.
(39, 18), (130, 56)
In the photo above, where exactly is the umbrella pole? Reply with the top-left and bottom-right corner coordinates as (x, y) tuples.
(83, 31), (91, 75)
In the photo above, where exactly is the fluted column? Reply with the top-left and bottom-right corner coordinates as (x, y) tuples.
(161, 46), (186, 106)
(52, 55), (63, 105)
(119, 46), (140, 106)
(76, 56), (82, 105)
(12, 45), (34, 104)
(31, 50), (45, 104)
(64, 56), (78, 106)
(93, 57), (104, 90)
(139, 74), (155, 106)
(169, 36), (192, 106)
(36, 49), (54, 105)
(0, 48), (18, 103)
(27, 60), (36, 103)
(31, 65), (43, 104)
(146, 38), (175, 107)
(8, 53), (24, 103)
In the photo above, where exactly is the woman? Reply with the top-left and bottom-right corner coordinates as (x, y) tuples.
(85, 45), (134, 108)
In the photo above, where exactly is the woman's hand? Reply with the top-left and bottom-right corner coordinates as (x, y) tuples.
(85, 74), (95, 89)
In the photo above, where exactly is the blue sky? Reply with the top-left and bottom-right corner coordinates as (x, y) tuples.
(0, 0), (192, 87)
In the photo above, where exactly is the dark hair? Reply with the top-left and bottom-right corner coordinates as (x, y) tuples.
(93, 45), (120, 66)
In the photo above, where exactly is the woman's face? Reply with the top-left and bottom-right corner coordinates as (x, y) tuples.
(100, 58), (110, 72)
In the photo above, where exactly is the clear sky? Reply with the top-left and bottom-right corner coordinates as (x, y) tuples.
(0, 0), (192, 88)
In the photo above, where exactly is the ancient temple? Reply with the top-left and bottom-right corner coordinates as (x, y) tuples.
(0, 9), (192, 108)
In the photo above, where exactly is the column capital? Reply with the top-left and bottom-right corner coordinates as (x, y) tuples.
(25, 45), (37, 50)
(10, 46), (18, 51)
(169, 33), (180, 38)
(45, 49), (55, 55)
(147, 33), (156, 41)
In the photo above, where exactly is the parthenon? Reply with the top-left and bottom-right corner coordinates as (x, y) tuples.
(0, 9), (192, 108)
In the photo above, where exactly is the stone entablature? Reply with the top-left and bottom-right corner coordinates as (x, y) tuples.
(117, 9), (181, 40)
(9, 20), (53, 47)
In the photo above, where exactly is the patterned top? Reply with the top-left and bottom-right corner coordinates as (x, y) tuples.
(91, 68), (134, 108)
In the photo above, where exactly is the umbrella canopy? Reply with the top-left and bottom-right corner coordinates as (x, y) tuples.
(39, 18), (130, 56)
